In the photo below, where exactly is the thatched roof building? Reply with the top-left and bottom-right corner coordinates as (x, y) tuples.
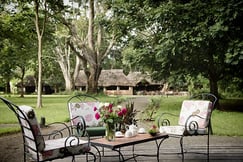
(126, 71), (164, 95)
(99, 69), (133, 87)
(75, 69), (133, 87)
(75, 69), (164, 95)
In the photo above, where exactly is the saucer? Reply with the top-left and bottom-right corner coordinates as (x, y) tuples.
(138, 128), (146, 134)
(115, 134), (124, 138)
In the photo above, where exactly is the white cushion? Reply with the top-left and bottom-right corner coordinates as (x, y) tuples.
(160, 126), (185, 135)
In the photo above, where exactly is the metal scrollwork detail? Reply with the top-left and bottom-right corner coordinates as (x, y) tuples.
(188, 121), (199, 135)
(162, 119), (170, 126)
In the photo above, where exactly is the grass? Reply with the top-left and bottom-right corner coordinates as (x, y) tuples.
(1, 94), (243, 137)
(212, 110), (243, 136)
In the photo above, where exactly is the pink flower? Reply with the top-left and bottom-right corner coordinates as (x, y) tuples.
(109, 108), (113, 113)
(121, 108), (127, 115)
(95, 112), (100, 120)
(93, 107), (97, 111)
(108, 103), (113, 109)
(117, 111), (123, 117)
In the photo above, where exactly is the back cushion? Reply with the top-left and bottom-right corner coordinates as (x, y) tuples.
(18, 105), (45, 152)
(178, 100), (212, 128)
(68, 102), (100, 127)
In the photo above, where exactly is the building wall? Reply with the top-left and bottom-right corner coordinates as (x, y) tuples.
(103, 86), (133, 95)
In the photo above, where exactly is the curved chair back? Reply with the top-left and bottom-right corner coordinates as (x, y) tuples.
(68, 94), (101, 127)
(0, 97), (43, 161)
(67, 94), (105, 137)
(190, 93), (217, 109)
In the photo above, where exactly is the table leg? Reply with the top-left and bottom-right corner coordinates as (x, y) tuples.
(113, 148), (125, 162)
(155, 138), (167, 162)
(91, 144), (102, 162)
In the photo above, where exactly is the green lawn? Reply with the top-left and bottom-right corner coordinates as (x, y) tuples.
(1, 95), (243, 137)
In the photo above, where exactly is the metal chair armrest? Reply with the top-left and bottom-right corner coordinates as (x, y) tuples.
(41, 122), (72, 139)
(184, 114), (208, 135)
(157, 112), (179, 127)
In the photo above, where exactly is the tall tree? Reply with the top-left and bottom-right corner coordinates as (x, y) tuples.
(61, 0), (116, 93)
(33, 0), (48, 108)
(53, 24), (79, 91)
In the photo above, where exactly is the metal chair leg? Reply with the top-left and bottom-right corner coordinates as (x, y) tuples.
(180, 136), (184, 161)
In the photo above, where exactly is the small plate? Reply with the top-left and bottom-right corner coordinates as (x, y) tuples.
(115, 134), (124, 138)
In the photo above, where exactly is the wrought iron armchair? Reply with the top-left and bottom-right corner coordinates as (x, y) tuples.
(67, 94), (107, 159)
(0, 96), (96, 162)
(157, 93), (217, 161)
(67, 94), (106, 137)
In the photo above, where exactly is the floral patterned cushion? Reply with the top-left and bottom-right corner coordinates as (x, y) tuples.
(18, 105), (45, 152)
(68, 102), (101, 127)
(178, 100), (212, 128)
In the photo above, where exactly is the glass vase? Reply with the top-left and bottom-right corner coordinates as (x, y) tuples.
(105, 123), (116, 141)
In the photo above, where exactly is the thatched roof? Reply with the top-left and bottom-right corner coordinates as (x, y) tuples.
(126, 72), (151, 85)
(99, 69), (133, 86)
(75, 69), (133, 87)
(126, 71), (163, 86)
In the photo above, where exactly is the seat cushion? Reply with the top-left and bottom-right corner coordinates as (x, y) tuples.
(29, 137), (90, 161)
(159, 126), (185, 135)
(86, 126), (106, 136)
(160, 126), (207, 135)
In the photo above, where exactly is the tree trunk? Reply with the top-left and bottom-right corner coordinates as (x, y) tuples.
(37, 37), (43, 108)
(5, 79), (11, 94)
(56, 45), (80, 91)
(86, 65), (101, 94)
(65, 75), (73, 91)
(20, 67), (25, 98)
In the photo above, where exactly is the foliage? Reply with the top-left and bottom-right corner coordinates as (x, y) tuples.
(124, 101), (137, 125)
(142, 97), (161, 121)
(0, 8), (36, 93)
(120, 0), (243, 97)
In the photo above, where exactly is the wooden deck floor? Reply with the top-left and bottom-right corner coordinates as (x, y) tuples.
(55, 135), (243, 162)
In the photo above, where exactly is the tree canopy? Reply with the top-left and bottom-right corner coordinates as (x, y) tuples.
(0, 0), (242, 98)
(120, 0), (243, 97)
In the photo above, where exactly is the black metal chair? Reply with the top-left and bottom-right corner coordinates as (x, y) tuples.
(157, 93), (217, 161)
(0, 96), (96, 162)
(67, 94), (106, 160)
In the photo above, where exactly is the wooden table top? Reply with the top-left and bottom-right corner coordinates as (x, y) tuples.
(90, 133), (169, 150)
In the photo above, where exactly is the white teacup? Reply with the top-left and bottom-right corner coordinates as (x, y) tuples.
(138, 128), (146, 134)
(125, 130), (133, 137)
